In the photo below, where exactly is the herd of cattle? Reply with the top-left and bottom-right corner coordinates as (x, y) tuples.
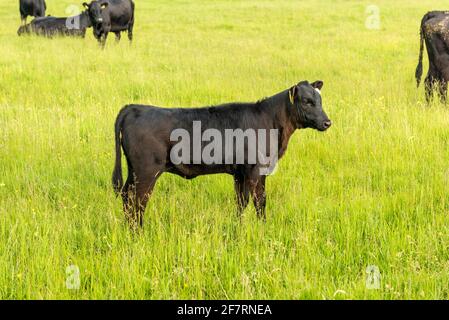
(15, 1), (449, 228)
(18, 0), (134, 46)
(17, 1), (449, 102)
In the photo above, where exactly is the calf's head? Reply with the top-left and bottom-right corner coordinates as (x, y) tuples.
(83, 1), (108, 26)
(289, 80), (332, 131)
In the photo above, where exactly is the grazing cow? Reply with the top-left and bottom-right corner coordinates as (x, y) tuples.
(19, 0), (46, 25)
(17, 13), (92, 38)
(112, 81), (332, 229)
(82, 0), (135, 47)
(415, 11), (449, 102)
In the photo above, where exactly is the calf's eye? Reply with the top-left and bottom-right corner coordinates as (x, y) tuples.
(303, 99), (314, 106)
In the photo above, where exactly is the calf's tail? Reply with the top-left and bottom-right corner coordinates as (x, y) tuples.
(112, 106), (128, 195)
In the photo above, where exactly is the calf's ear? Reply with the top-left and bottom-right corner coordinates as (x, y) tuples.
(101, 2), (109, 9)
(311, 81), (324, 91)
(83, 2), (89, 9)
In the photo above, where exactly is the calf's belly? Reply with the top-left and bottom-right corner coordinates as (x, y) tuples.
(167, 164), (236, 179)
(110, 14), (132, 32)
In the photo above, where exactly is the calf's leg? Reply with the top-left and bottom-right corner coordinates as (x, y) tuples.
(124, 161), (164, 230)
(438, 79), (448, 104)
(128, 20), (134, 42)
(115, 32), (121, 43)
(121, 170), (136, 227)
(251, 176), (267, 220)
(133, 174), (159, 229)
(241, 169), (267, 220)
(424, 73), (435, 103)
(438, 66), (449, 104)
(234, 173), (250, 216)
(99, 32), (108, 48)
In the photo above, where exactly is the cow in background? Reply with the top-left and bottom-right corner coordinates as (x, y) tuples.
(17, 12), (92, 38)
(83, 0), (135, 47)
(416, 11), (449, 103)
(20, 0), (46, 25)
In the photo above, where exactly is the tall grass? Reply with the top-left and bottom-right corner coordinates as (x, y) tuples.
(0, 0), (448, 299)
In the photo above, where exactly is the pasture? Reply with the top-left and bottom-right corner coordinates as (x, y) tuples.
(0, 0), (448, 299)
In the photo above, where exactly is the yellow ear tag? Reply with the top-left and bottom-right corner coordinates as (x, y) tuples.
(289, 89), (294, 105)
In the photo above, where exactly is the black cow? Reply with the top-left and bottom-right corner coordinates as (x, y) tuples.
(19, 0), (46, 25)
(83, 0), (135, 47)
(17, 13), (92, 38)
(112, 81), (332, 229)
(416, 11), (449, 102)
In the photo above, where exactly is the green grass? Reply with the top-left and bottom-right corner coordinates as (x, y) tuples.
(0, 0), (448, 299)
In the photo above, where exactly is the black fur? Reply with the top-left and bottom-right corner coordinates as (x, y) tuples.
(83, 0), (134, 47)
(112, 81), (332, 229)
(415, 11), (449, 102)
(19, 0), (46, 25)
(17, 12), (92, 37)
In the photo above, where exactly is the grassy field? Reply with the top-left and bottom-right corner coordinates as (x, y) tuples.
(0, 0), (448, 299)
